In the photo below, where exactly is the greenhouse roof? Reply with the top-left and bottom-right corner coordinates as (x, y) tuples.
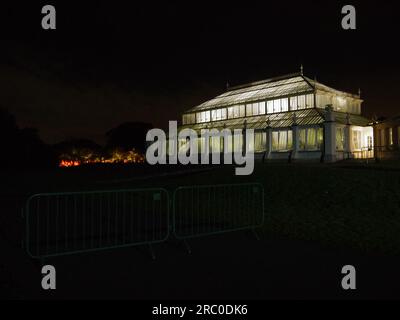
(179, 109), (372, 131)
(187, 73), (361, 113)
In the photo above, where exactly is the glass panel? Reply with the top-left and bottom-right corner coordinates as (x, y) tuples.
(246, 104), (253, 117)
(254, 132), (267, 152)
(279, 131), (287, 150)
(336, 127), (344, 151)
(228, 106), (241, 119)
(239, 105), (246, 117)
(191, 76), (315, 111)
(316, 94), (332, 109)
(221, 108), (227, 120)
(353, 130), (361, 150)
(215, 109), (221, 121)
(253, 103), (258, 116)
(281, 98), (289, 112)
(306, 128), (317, 149)
(211, 110), (217, 121)
(287, 130), (293, 150)
(298, 95), (306, 109)
(306, 94), (314, 108)
(272, 132), (279, 151)
(267, 100), (274, 114)
(259, 101), (266, 115)
(228, 107), (234, 119)
(205, 111), (210, 122)
(273, 99), (281, 113)
(290, 96), (297, 111)
(272, 130), (292, 151)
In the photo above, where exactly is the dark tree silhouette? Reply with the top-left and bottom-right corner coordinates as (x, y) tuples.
(0, 108), (57, 168)
(105, 122), (153, 153)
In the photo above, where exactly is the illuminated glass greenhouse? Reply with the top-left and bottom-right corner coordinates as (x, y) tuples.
(179, 72), (374, 162)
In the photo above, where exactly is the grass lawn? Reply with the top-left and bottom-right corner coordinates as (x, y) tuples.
(84, 161), (400, 256)
(2, 160), (400, 256)
(2, 160), (400, 299)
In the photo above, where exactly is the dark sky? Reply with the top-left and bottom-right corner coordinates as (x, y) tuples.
(1, 1), (399, 144)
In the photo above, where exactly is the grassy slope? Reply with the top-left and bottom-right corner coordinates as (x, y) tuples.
(89, 162), (400, 255)
(2, 161), (400, 256)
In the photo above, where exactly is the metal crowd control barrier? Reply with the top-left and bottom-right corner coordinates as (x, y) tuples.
(25, 188), (169, 259)
(172, 183), (265, 240)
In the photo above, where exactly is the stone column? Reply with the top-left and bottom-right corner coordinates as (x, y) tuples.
(242, 120), (247, 156)
(265, 119), (272, 160)
(344, 113), (352, 159)
(323, 105), (337, 163)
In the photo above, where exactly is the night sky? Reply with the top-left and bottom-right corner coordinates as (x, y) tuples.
(1, 1), (399, 144)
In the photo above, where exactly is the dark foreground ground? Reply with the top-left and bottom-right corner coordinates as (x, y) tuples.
(1, 161), (400, 299)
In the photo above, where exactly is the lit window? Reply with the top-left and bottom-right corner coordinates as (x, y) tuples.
(336, 127), (345, 151)
(246, 102), (266, 117)
(246, 104), (253, 117)
(306, 128), (316, 149)
(259, 101), (266, 115)
(306, 94), (314, 108)
(228, 105), (244, 119)
(273, 99), (281, 113)
(183, 113), (196, 125)
(281, 98), (289, 112)
(227, 106), (234, 119)
(239, 105), (246, 117)
(336, 97), (346, 111)
(254, 132), (267, 152)
(389, 128), (394, 146)
(196, 111), (211, 123)
(352, 130), (362, 150)
(267, 100), (274, 114)
(316, 94), (332, 109)
(299, 128), (323, 151)
(298, 95), (306, 109)
(211, 108), (227, 121)
(252, 103), (258, 115)
(272, 130), (293, 152)
(290, 96), (297, 111)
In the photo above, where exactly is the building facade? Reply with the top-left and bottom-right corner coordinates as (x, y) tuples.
(373, 116), (400, 160)
(179, 73), (374, 162)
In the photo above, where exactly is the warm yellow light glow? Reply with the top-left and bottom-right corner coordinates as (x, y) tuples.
(59, 149), (145, 168)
